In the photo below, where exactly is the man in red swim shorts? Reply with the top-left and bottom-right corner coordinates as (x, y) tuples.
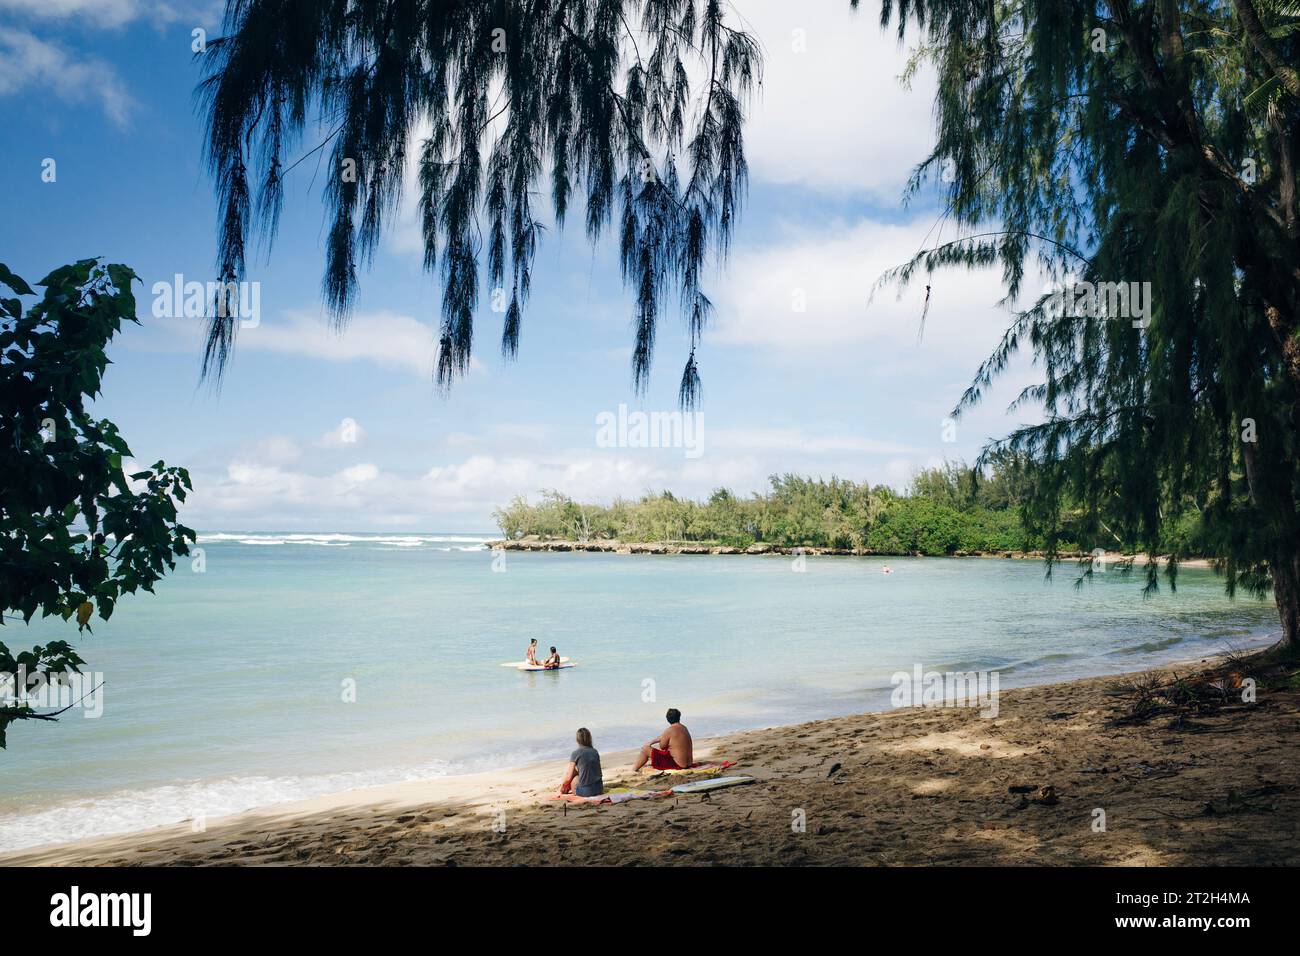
(633, 708), (694, 772)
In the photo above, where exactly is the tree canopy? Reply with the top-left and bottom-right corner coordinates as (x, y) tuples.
(0, 261), (195, 747)
(494, 464), (1041, 554)
(199, 0), (760, 405)
(869, 0), (1300, 647)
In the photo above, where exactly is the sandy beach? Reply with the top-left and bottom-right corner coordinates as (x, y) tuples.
(5, 650), (1297, 867)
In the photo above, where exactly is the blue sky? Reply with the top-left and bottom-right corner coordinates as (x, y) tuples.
(1, 0), (1042, 531)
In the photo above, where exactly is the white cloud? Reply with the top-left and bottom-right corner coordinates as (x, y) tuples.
(240, 309), (443, 377)
(736, 0), (936, 195)
(0, 0), (141, 27)
(0, 0), (220, 28)
(178, 410), (986, 531)
(339, 463), (380, 484)
(144, 304), (467, 378)
(703, 214), (1050, 467)
(183, 453), (665, 530)
(713, 217), (1016, 357)
(0, 28), (135, 127)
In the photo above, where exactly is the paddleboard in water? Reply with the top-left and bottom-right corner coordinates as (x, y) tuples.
(670, 775), (755, 794)
(499, 656), (570, 667)
(513, 662), (576, 671)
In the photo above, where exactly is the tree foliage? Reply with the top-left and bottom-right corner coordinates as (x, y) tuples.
(199, 0), (760, 405)
(0, 261), (196, 747)
(867, 0), (1300, 645)
(493, 463), (1042, 553)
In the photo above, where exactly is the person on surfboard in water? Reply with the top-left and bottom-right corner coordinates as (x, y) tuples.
(525, 638), (540, 665)
(542, 646), (562, 669)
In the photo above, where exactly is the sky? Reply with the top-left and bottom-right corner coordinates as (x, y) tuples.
(0, 0), (1043, 532)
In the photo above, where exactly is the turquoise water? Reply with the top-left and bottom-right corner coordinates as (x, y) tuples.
(0, 533), (1278, 851)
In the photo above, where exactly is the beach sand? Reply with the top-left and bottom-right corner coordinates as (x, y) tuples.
(5, 653), (1298, 866)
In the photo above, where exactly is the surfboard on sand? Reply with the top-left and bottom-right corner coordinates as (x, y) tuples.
(670, 775), (755, 794)
(499, 656), (571, 667)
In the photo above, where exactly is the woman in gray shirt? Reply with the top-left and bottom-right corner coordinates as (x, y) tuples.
(560, 727), (604, 797)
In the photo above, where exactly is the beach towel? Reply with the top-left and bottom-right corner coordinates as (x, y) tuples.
(641, 760), (737, 778)
(548, 787), (671, 805)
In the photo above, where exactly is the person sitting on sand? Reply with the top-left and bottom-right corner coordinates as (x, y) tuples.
(542, 646), (561, 669)
(525, 638), (540, 665)
(559, 727), (603, 797)
(632, 708), (694, 772)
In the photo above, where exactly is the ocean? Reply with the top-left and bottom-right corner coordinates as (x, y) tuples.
(0, 533), (1277, 852)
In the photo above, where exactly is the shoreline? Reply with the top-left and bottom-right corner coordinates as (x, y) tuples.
(5, 644), (1295, 867)
(485, 540), (1216, 567)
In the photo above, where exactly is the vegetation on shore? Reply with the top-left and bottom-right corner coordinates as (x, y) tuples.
(494, 461), (1217, 557)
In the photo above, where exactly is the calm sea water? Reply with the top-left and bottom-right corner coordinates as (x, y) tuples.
(0, 532), (1278, 851)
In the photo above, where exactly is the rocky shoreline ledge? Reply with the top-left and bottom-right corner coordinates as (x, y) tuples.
(485, 538), (1097, 559)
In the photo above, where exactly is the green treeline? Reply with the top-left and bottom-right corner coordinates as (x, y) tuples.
(494, 461), (1220, 557)
(495, 462), (1047, 555)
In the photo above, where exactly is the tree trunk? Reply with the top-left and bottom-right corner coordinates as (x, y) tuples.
(1233, 0), (1300, 100)
(1271, 548), (1300, 655)
(1240, 439), (1300, 654)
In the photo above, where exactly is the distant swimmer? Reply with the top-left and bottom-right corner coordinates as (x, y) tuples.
(542, 645), (562, 669)
(882, 565), (894, 574)
(525, 638), (540, 665)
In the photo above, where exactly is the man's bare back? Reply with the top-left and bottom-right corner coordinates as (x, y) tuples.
(658, 721), (693, 767)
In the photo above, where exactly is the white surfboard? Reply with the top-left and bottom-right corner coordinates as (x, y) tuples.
(512, 662), (576, 671)
(670, 775), (755, 794)
(499, 656), (571, 667)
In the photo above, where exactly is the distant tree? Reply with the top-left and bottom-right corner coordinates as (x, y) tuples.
(198, 0), (760, 407)
(867, 0), (1300, 650)
(0, 261), (195, 748)
(492, 495), (532, 539)
(909, 462), (977, 510)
